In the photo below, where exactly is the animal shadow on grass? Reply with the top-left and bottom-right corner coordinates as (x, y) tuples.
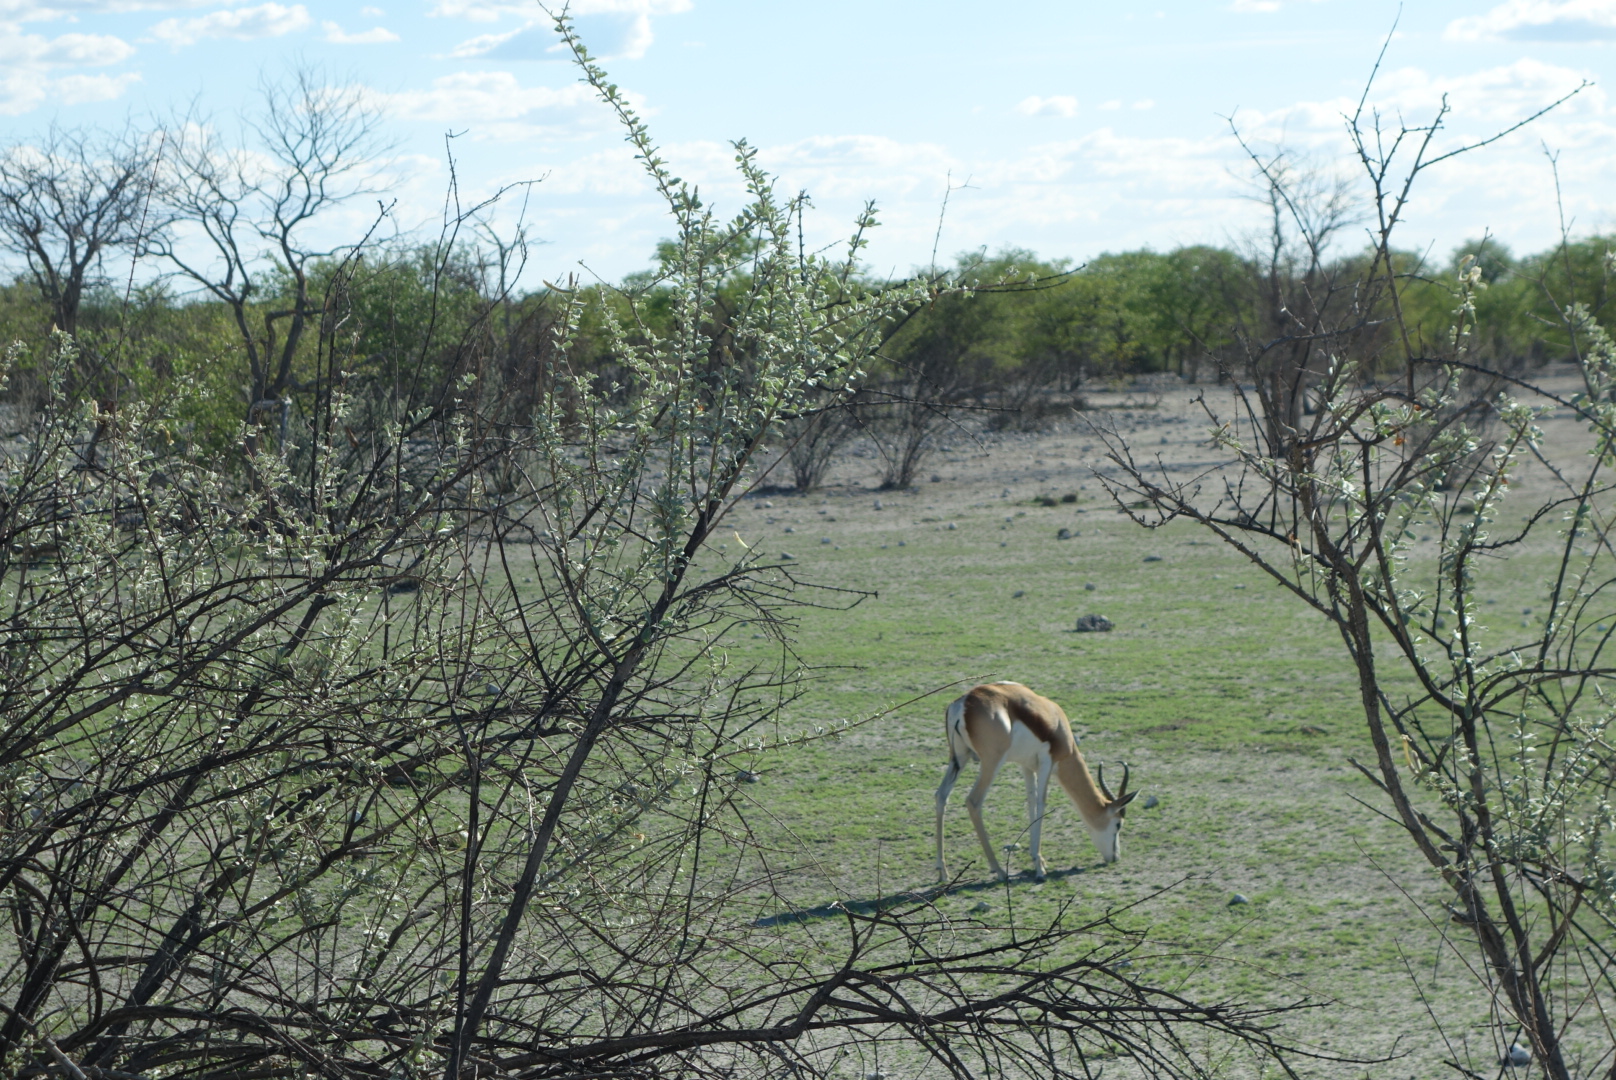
(753, 862), (1105, 927)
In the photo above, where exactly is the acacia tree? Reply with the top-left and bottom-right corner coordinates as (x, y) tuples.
(1104, 63), (1611, 1079)
(154, 67), (387, 440)
(0, 124), (165, 337)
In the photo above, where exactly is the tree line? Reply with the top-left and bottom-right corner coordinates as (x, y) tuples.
(0, 81), (1608, 492)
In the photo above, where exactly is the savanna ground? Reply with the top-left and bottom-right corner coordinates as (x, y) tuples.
(695, 373), (1603, 1080)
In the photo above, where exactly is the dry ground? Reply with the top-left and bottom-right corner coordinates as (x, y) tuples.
(720, 367), (1610, 1080)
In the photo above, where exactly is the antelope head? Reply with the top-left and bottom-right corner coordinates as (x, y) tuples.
(1091, 761), (1139, 864)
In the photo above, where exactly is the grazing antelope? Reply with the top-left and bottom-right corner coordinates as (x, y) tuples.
(935, 682), (1136, 882)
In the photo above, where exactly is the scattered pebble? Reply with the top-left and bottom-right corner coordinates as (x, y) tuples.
(970, 901), (991, 914)
(1084, 582), (1097, 591)
(1012, 590), (1025, 598)
(1075, 614), (1114, 633)
(1142, 794), (1159, 809)
(946, 522), (957, 530)
(735, 770), (761, 784)
(821, 537), (831, 544)
(873, 499), (883, 510)
(1057, 527), (1072, 540)
(1143, 555), (1163, 562)
(1504, 1044), (1531, 1067)
(1228, 894), (1250, 906)
(780, 552), (795, 560)
(783, 526), (794, 533)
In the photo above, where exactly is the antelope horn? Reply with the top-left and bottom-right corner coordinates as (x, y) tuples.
(1096, 762), (1116, 802)
(1116, 761), (1131, 800)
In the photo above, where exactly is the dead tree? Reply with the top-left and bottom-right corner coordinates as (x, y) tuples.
(0, 123), (166, 336)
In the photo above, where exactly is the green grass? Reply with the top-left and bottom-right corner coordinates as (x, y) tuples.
(694, 484), (1550, 1075)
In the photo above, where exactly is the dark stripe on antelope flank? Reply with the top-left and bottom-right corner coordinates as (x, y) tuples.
(968, 683), (1075, 760)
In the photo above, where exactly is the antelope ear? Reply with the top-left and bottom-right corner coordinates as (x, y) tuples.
(1113, 790), (1140, 812)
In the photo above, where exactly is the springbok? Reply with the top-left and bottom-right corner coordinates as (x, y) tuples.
(935, 682), (1136, 882)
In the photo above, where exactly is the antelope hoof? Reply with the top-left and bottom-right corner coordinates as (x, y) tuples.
(1034, 870), (1046, 883)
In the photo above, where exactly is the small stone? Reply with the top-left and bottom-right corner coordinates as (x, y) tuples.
(1057, 527), (1072, 540)
(898, 539), (906, 546)
(1143, 555), (1163, 562)
(1012, 590), (1025, 598)
(1142, 794), (1159, 809)
(970, 901), (990, 914)
(763, 501), (773, 508)
(1228, 893), (1249, 906)
(931, 474), (942, 482)
(1160, 436), (1168, 444)
(1000, 541), (1008, 548)
(1084, 582), (1096, 591)
(1504, 1044), (1531, 1067)
(946, 522), (957, 530)
(866, 1072), (888, 1080)
(1074, 614), (1114, 633)
(780, 552), (795, 560)
(873, 500), (883, 510)
(735, 770), (761, 784)
(784, 526), (795, 533)
(821, 537), (831, 544)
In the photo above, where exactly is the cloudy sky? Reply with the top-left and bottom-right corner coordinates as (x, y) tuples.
(1, 0), (1611, 282)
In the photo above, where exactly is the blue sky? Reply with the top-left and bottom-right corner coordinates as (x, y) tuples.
(2, 0), (1612, 283)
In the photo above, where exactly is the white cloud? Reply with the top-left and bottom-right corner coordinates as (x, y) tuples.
(449, 10), (660, 60)
(1015, 95), (1078, 118)
(322, 19), (398, 43)
(1248, 58), (1600, 142)
(1132, 99), (1155, 110)
(1230, 0), (1282, 11)
(0, 23), (135, 112)
(149, 2), (310, 48)
(0, 0), (214, 20)
(380, 70), (600, 131)
(0, 27), (134, 65)
(1447, 0), (1616, 42)
(360, 3), (382, 13)
(54, 70), (140, 101)
(434, 0), (687, 63)
(430, 0), (688, 23)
